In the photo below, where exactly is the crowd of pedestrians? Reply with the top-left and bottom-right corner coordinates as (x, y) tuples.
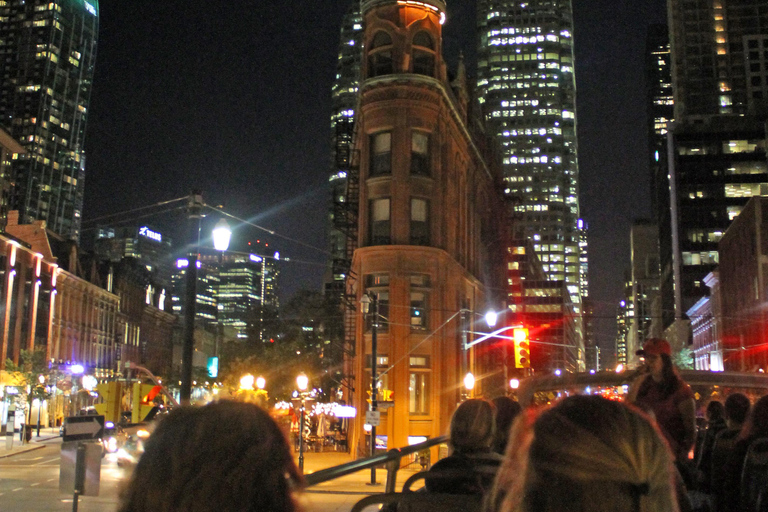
(114, 336), (768, 512)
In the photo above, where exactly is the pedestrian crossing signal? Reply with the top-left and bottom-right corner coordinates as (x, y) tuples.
(513, 328), (530, 368)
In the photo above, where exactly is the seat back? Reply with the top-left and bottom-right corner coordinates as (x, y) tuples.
(710, 428), (739, 492)
(351, 492), (482, 512)
(741, 438), (768, 512)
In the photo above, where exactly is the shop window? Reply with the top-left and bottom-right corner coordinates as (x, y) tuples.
(368, 31), (393, 77)
(370, 132), (391, 176)
(370, 198), (391, 245)
(410, 131), (430, 176)
(410, 198), (429, 245)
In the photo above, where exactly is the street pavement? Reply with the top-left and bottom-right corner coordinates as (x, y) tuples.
(0, 433), (420, 512)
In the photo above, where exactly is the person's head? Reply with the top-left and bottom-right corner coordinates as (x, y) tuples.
(741, 395), (768, 440)
(724, 392), (751, 429)
(119, 401), (303, 512)
(450, 398), (495, 454)
(636, 338), (673, 381)
(705, 400), (725, 422)
(490, 395), (679, 512)
(492, 396), (522, 454)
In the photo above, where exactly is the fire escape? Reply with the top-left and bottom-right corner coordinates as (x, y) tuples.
(330, 115), (360, 398)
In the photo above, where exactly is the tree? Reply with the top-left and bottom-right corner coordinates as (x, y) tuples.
(5, 348), (51, 441)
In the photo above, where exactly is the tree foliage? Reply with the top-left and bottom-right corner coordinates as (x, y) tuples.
(219, 289), (346, 402)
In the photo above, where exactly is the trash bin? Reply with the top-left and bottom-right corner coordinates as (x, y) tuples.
(24, 424), (33, 442)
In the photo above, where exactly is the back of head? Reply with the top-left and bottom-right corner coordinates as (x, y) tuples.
(450, 398), (495, 454)
(490, 395), (679, 512)
(724, 392), (750, 426)
(706, 400), (725, 422)
(119, 401), (302, 512)
(492, 396), (522, 454)
(743, 395), (768, 440)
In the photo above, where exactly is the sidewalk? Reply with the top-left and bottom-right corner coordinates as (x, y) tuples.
(0, 426), (60, 459)
(298, 451), (422, 494)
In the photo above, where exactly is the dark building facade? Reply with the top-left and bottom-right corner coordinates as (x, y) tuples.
(669, 116), (768, 317)
(647, 24), (676, 332)
(668, 0), (768, 119)
(94, 225), (173, 291)
(0, 0), (99, 240)
(326, 1), (364, 297)
(719, 197), (768, 372)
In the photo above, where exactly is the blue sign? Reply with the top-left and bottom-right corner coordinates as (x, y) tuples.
(207, 357), (219, 378)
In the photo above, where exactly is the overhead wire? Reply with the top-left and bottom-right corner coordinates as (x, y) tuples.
(81, 196), (188, 225)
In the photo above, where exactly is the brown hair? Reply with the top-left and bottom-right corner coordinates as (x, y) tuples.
(489, 395), (679, 512)
(118, 401), (303, 512)
(450, 398), (495, 454)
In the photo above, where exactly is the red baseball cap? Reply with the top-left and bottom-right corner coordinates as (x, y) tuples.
(636, 338), (671, 357)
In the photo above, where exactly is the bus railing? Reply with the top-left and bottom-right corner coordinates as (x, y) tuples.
(305, 434), (448, 493)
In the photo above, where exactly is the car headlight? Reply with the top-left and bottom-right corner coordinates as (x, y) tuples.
(107, 437), (118, 452)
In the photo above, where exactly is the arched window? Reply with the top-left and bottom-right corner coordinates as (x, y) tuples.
(368, 31), (393, 77)
(412, 31), (435, 76)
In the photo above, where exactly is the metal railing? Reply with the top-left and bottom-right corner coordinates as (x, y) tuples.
(305, 435), (447, 493)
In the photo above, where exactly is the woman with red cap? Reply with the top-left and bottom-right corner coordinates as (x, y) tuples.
(627, 338), (696, 464)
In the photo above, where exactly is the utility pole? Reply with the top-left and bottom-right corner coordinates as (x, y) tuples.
(180, 191), (203, 405)
(369, 294), (378, 485)
(460, 308), (469, 400)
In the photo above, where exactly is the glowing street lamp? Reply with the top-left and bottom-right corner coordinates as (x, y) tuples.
(212, 219), (232, 252)
(484, 311), (498, 328)
(463, 372), (475, 392)
(239, 374), (255, 391)
(296, 373), (309, 471)
(256, 376), (266, 390)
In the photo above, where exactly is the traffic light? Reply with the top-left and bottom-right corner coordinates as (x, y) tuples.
(132, 383), (162, 423)
(94, 381), (123, 423)
(513, 327), (530, 368)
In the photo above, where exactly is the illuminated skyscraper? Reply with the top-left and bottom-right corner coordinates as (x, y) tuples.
(0, 0), (99, 241)
(476, 0), (584, 311)
(668, 0), (768, 119)
(325, 2), (363, 298)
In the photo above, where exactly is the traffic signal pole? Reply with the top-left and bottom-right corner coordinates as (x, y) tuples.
(180, 191), (203, 405)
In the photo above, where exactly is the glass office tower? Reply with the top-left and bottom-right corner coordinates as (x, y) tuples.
(477, 0), (583, 308)
(0, 0), (99, 241)
(325, 2), (363, 297)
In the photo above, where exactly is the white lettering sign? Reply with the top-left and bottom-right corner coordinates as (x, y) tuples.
(139, 226), (162, 242)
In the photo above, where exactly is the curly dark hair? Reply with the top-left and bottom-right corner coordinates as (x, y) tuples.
(118, 401), (303, 512)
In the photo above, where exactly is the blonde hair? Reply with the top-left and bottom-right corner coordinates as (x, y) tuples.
(488, 395), (679, 512)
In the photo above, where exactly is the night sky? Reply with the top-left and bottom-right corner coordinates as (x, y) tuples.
(83, 0), (668, 359)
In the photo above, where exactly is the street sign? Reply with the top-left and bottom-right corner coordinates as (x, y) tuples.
(60, 441), (101, 497)
(62, 415), (104, 442)
(365, 410), (380, 426)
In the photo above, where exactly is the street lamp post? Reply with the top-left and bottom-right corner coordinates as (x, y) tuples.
(181, 191), (204, 405)
(460, 308), (469, 400)
(360, 293), (378, 485)
(36, 374), (44, 437)
(296, 373), (309, 472)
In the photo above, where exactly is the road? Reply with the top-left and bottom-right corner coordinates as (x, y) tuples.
(0, 439), (377, 512)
